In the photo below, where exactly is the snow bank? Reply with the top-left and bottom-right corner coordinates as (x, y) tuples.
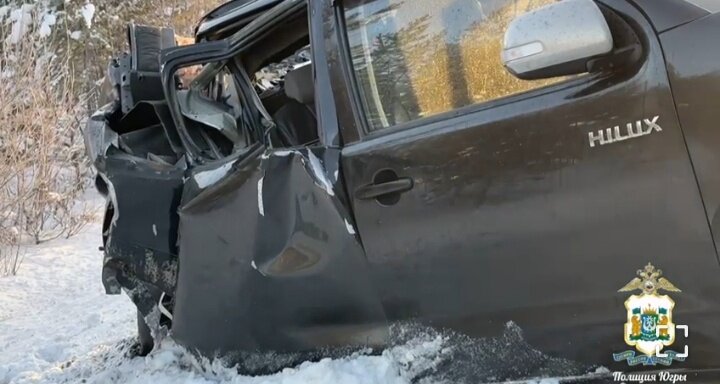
(22, 337), (445, 384)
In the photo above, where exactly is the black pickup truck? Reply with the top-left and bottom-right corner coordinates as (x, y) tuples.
(85, 0), (720, 381)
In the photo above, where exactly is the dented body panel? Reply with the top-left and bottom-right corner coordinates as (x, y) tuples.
(84, 101), (185, 316)
(172, 147), (387, 355)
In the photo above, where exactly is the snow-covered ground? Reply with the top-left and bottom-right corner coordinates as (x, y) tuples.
(0, 214), (607, 384)
(0, 219), (434, 384)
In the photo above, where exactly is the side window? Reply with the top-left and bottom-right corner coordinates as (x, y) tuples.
(342, 0), (561, 132)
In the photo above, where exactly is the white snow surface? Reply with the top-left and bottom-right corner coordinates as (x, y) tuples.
(7, 4), (33, 44)
(38, 12), (56, 38)
(0, 220), (135, 383)
(0, 216), (446, 384)
(80, 3), (95, 29)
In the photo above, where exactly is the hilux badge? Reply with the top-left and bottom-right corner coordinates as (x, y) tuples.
(588, 115), (661, 148)
(613, 263), (688, 366)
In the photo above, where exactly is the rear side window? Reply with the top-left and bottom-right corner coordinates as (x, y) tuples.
(342, 0), (561, 132)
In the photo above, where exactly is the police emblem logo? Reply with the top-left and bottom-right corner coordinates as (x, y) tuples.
(613, 263), (687, 366)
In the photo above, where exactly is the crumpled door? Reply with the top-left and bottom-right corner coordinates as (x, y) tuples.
(171, 146), (388, 358)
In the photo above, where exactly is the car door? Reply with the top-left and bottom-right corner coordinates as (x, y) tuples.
(163, 14), (388, 357)
(338, 0), (720, 368)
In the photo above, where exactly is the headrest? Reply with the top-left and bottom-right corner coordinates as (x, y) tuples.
(128, 24), (176, 72)
(284, 64), (314, 105)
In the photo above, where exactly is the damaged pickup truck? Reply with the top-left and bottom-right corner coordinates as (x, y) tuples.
(85, 0), (720, 379)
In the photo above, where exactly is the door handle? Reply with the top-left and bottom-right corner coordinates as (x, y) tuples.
(356, 177), (413, 201)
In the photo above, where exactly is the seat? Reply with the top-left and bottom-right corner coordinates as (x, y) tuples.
(272, 64), (318, 146)
(259, 87), (290, 116)
(116, 24), (176, 113)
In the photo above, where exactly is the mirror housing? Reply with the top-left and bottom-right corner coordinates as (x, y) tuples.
(502, 0), (614, 80)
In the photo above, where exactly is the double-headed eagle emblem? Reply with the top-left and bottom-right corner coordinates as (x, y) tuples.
(614, 263), (685, 365)
(618, 263), (681, 295)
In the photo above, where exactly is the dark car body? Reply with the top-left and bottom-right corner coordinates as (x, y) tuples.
(84, 0), (720, 381)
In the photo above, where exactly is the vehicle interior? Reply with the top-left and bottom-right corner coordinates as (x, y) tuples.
(171, 0), (315, 163)
(241, 2), (316, 148)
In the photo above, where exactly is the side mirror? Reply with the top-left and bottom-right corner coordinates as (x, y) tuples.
(501, 0), (614, 80)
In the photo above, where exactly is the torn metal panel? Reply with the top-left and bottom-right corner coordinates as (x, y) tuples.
(84, 103), (121, 165)
(171, 146), (387, 358)
(85, 101), (184, 163)
(83, 100), (186, 318)
(177, 89), (243, 146)
(114, 101), (185, 155)
(100, 154), (184, 296)
(104, 24), (175, 114)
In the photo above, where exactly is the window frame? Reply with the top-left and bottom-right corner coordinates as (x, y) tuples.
(335, 0), (602, 142)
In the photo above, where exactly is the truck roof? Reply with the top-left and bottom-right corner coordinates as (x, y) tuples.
(195, 0), (284, 41)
